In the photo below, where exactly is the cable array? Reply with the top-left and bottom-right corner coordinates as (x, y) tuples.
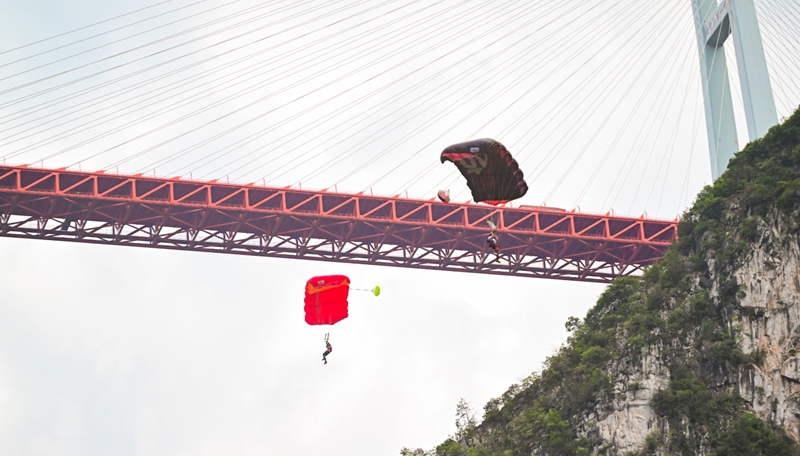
(1, 0), (798, 219)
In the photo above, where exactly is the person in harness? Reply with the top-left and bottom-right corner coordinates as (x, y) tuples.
(322, 333), (332, 364)
(486, 220), (500, 254)
(487, 233), (500, 254)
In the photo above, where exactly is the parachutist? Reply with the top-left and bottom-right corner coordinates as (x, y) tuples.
(487, 233), (500, 254)
(322, 333), (332, 364)
(486, 220), (500, 254)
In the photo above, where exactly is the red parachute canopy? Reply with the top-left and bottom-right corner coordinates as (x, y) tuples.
(304, 275), (350, 326)
(440, 138), (527, 205)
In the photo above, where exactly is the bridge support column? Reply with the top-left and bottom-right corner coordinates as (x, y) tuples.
(691, 0), (777, 180)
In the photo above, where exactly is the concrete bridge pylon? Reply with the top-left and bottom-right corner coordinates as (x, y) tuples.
(691, 0), (778, 180)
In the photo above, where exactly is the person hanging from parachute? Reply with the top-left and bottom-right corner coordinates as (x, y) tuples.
(303, 275), (380, 365)
(439, 139), (527, 255)
(486, 220), (500, 254)
(322, 333), (332, 364)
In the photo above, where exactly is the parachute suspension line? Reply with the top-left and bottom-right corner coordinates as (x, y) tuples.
(450, 184), (471, 204)
(351, 287), (380, 297)
(528, 0), (684, 203)
(572, 11), (695, 209)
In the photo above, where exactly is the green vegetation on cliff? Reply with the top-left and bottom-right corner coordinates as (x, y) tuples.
(405, 106), (800, 456)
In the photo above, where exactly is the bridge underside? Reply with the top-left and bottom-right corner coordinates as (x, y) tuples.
(0, 165), (677, 283)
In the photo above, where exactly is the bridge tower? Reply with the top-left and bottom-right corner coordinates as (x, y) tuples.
(691, 0), (778, 179)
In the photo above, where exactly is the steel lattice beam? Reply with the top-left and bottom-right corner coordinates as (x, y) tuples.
(0, 165), (678, 282)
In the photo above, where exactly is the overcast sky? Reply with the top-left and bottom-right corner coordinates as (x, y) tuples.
(1, 1), (799, 455)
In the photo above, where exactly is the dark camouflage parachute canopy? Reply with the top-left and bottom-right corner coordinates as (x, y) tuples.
(440, 138), (527, 205)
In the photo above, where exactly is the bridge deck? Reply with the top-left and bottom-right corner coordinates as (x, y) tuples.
(0, 165), (677, 282)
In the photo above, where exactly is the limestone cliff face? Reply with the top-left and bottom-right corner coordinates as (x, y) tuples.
(734, 214), (800, 441)
(582, 348), (670, 454)
(577, 213), (800, 455)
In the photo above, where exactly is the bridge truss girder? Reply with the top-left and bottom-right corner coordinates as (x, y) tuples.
(0, 165), (677, 283)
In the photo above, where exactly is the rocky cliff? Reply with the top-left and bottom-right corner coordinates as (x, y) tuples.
(405, 107), (800, 456)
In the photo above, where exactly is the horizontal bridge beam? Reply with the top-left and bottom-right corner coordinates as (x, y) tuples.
(0, 165), (677, 283)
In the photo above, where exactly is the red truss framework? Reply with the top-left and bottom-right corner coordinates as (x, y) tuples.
(0, 165), (677, 283)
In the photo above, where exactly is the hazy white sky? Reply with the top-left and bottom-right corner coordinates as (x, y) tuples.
(0, 1), (798, 455)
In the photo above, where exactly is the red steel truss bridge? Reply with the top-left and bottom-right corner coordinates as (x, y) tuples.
(0, 165), (677, 283)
